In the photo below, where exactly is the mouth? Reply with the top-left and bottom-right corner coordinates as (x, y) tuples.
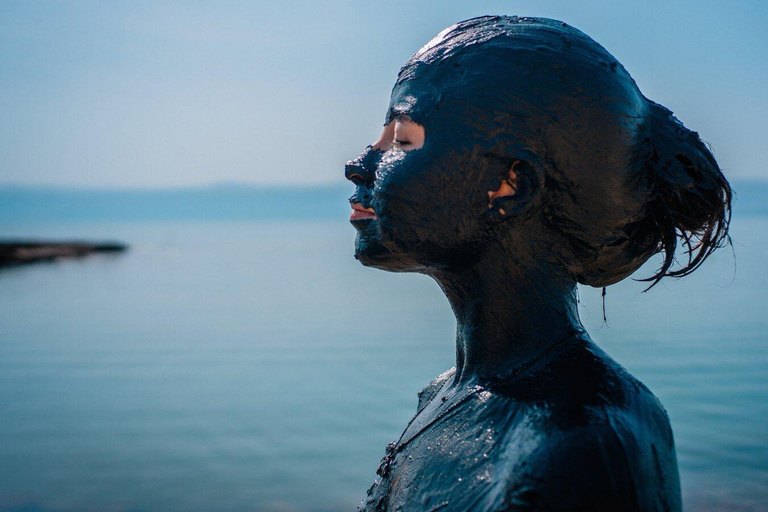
(350, 204), (377, 221)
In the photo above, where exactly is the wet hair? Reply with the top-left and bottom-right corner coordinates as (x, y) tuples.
(563, 97), (733, 289)
(398, 16), (732, 288)
(628, 101), (732, 290)
(549, 50), (733, 290)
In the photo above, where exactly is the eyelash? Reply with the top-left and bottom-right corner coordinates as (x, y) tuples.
(394, 140), (410, 146)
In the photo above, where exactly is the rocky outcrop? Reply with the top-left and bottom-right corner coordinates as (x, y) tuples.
(0, 241), (127, 268)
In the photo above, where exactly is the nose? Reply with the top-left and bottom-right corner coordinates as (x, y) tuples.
(345, 146), (382, 208)
(345, 146), (381, 186)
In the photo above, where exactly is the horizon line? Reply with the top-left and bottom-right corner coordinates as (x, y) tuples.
(0, 177), (765, 192)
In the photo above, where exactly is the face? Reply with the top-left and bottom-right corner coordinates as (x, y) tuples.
(345, 73), (519, 273)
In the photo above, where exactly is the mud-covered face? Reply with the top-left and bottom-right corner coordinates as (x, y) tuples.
(346, 15), (657, 282)
(345, 73), (518, 273)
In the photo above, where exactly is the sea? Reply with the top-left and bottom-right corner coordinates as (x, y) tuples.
(0, 185), (766, 511)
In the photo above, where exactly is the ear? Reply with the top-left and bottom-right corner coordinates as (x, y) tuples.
(482, 153), (544, 225)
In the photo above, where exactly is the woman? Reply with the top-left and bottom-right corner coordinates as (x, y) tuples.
(345, 16), (731, 511)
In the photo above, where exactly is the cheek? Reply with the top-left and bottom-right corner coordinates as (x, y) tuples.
(372, 151), (432, 246)
(375, 150), (432, 209)
(373, 145), (488, 248)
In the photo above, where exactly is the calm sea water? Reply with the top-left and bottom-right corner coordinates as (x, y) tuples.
(0, 216), (765, 511)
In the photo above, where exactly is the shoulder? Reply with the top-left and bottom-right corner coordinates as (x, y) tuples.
(416, 367), (456, 413)
(495, 337), (672, 427)
(485, 342), (681, 511)
(489, 420), (675, 511)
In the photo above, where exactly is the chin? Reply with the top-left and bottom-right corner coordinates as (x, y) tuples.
(354, 242), (411, 272)
(353, 232), (423, 273)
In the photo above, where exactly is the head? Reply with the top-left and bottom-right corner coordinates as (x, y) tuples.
(345, 15), (731, 288)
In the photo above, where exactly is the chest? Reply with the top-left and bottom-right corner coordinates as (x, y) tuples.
(361, 395), (541, 512)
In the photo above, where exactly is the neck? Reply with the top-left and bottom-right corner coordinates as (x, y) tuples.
(429, 237), (584, 384)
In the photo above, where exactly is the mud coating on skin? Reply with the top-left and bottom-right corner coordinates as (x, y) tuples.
(345, 15), (731, 512)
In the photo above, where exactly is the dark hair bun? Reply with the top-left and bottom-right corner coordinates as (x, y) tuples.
(573, 101), (732, 288)
(579, 100), (732, 290)
(631, 101), (732, 289)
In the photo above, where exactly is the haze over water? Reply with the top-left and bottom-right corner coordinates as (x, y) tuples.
(0, 192), (765, 511)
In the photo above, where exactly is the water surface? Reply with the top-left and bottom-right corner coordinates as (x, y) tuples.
(0, 217), (765, 511)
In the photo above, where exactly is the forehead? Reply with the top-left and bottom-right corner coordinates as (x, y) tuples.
(386, 70), (439, 126)
(388, 50), (642, 131)
(385, 34), (545, 127)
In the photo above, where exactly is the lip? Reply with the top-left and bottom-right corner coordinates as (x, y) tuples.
(350, 210), (377, 221)
(350, 203), (377, 221)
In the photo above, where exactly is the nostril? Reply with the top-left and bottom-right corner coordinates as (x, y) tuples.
(345, 160), (365, 182)
(347, 173), (365, 185)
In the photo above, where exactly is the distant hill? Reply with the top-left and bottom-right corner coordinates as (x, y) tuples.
(0, 179), (763, 223)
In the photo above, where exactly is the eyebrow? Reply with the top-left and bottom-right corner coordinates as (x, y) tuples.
(387, 112), (416, 125)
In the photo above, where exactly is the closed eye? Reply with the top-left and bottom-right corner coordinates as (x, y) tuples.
(371, 115), (425, 151)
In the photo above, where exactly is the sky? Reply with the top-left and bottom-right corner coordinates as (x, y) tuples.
(0, 0), (766, 188)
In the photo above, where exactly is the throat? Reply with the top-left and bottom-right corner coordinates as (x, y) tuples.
(429, 241), (584, 384)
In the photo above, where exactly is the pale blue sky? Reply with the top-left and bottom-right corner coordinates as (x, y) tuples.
(1, 0), (766, 187)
